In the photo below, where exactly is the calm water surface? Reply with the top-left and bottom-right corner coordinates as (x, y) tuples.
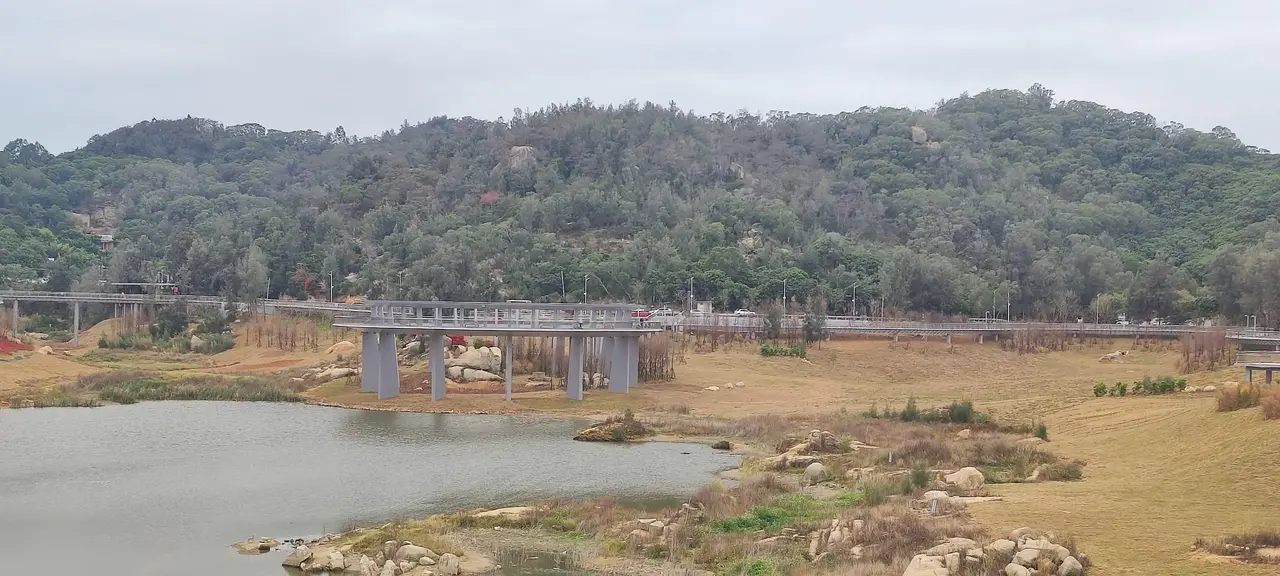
(0, 402), (739, 576)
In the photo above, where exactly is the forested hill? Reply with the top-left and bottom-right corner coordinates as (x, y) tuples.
(3, 84), (1280, 323)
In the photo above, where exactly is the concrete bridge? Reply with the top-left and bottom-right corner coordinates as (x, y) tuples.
(0, 290), (363, 345)
(331, 301), (660, 402)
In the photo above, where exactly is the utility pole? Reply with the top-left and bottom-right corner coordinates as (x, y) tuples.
(329, 272), (333, 301)
(583, 275), (589, 303)
(688, 277), (693, 313)
(560, 271), (565, 301)
(782, 279), (787, 315)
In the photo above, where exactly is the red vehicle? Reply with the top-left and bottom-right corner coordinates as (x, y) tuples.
(631, 310), (652, 319)
(447, 335), (467, 346)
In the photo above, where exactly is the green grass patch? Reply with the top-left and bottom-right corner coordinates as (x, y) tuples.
(709, 492), (861, 534)
(71, 371), (303, 404)
(719, 558), (777, 576)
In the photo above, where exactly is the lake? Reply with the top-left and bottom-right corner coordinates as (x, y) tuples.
(0, 402), (740, 575)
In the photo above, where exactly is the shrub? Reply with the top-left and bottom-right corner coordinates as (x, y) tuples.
(759, 342), (806, 358)
(947, 400), (974, 423)
(901, 395), (919, 422)
(1263, 390), (1280, 420)
(1034, 422), (1049, 441)
(910, 464), (930, 488)
(1037, 460), (1085, 481)
(197, 333), (235, 354)
(1108, 382), (1127, 396)
(1217, 383), (1262, 412)
(1094, 382), (1108, 397)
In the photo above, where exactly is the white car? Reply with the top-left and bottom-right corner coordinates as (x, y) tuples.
(733, 309), (756, 316)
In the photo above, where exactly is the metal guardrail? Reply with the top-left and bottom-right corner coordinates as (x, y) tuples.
(347, 301), (648, 331)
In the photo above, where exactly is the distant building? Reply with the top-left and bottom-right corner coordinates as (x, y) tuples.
(99, 235), (115, 252)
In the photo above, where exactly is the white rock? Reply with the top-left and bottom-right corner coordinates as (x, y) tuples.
(282, 545), (312, 568)
(945, 467), (985, 491)
(921, 490), (950, 501)
(379, 559), (397, 576)
(705, 386), (719, 391)
(327, 551), (346, 571)
(986, 539), (1017, 555)
(956, 428), (971, 439)
(395, 544), (433, 563)
(419, 556), (437, 566)
(1203, 385), (1217, 392)
(437, 553), (459, 576)
(945, 552), (961, 573)
(802, 462), (827, 484)
(1058, 556), (1084, 576)
(902, 553), (949, 576)
(1004, 564), (1031, 576)
(1014, 548), (1040, 567)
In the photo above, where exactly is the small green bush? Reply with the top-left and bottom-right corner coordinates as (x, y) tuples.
(947, 400), (975, 423)
(1034, 422), (1049, 441)
(760, 342), (806, 358)
(910, 463), (930, 488)
(901, 395), (919, 422)
(1094, 382), (1108, 397)
(1109, 382), (1128, 397)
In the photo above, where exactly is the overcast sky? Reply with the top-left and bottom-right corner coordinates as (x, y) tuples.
(3, 0), (1277, 153)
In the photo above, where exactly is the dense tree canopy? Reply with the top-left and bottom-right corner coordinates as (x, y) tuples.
(3, 85), (1279, 325)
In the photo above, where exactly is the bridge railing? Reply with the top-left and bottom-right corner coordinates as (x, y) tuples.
(340, 301), (649, 331)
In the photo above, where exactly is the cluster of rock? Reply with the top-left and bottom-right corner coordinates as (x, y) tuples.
(282, 540), (482, 576)
(1184, 385), (1217, 393)
(306, 364), (360, 382)
(704, 381), (746, 391)
(803, 518), (865, 562)
(443, 346), (505, 382)
(762, 429), (861, 471)
(904, 529), (1085, 576)
(620, 502), (704, 550)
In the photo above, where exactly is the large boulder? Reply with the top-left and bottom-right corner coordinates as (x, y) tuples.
(802, 462), (827, 485)
(394, 544), (433, 563)
(985, 539), (1017, 555)
(925, 538), (977, 556)
(448, 348), (495, 371)
(282, 545), (312, 568)
(326, 340), (357, 355)
(461, 368), (502, 382)
(911, 126), (929, 144)
(902, 553), (949, 576)
(1014, 548), (1040, 567)
(447, 366), (465, 381)
(1058, 556), (1084, 576)
(189, 335), (205, 350)
(945, 467), (985, 492)
(378, 559), (397, 576)
(437, 553), (460, 576)
(1004, 564), (1031, 576)
(806, 429), (840, 452)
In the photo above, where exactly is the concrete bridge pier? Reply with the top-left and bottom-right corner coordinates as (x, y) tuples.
(504, 336), (513, 401)
(429, 332), (446, 401)
(377, 331), (399, 399)
(567, 336), (585, 400)
(624, 336), (639, 389)
(72, 301), (80, 346)
(607, 337), (627, 393)
(360, 331), (379, 393)
(10, 299), (17, 336)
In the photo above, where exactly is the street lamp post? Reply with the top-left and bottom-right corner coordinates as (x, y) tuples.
(782, 278), (787, 315)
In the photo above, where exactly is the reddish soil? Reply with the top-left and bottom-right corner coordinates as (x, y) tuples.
(0, 338), (33, 355)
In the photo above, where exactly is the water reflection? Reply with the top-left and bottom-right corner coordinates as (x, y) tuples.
(0, 402), (738, 576)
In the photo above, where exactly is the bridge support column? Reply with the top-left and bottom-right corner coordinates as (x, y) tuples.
(11, 299), (17, 336)
(1248, 367), (1254, 385)
(504, 336), (513, 401)
(608, 337), (628, 393)
(72, 301), (80, 346)
(567, 335), (585, 400)
(625, 336), (640, 389)
(377, 332), (399, 399)
(430, 332), (446, 401)
(360, 331), (379, 393)
(979, 334), (984, 344)
(946, 333), (952, 346)
(1268, 368), (1274, 386)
